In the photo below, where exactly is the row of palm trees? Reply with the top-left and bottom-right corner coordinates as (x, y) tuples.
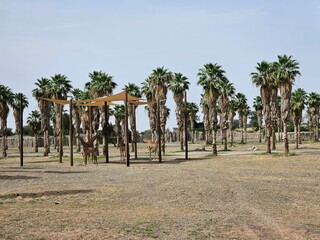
(1, 55), (320, 157)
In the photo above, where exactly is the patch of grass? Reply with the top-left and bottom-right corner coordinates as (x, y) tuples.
(123, 221), (160, 238)
(254, 152), (296, 157)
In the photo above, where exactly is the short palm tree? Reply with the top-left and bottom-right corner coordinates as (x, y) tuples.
(291, 88), (307, 148)
(27, 110), (41, 152)
(149, 67), (172, 154)
(273, 55), (301, 155)
(228, 99), (237, 146)
(307, 92), (320, 141)
(12, 93), (29, 152)
(50, 74), (73, 156)
(0, 84), (14, 157)
(197, 63), (227, 155)
(127, 83), (142, 152)
(200, 95), (211, 145)
(251, 61), (275, 153)
(72, 88), (84, 152)
(187, 102), (199, 144)
(218, 80), (235, 150)
(168, 72), (190, 150)
(253, 96), (263, 143)
(235, 93), (248, 144)
(114, 105), (125, 146)
(88, 71), (117, 155)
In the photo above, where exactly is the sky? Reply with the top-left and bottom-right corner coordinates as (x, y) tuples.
(1, 0), (320, 132)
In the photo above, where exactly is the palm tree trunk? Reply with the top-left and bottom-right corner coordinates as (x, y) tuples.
(34, 133), (38, 152)
(44, 129), (49, 156)
(283, 124), (289, 155)
(294, 123), (298, 149)
(298, 122), (302, 144)
(266, 126), (271, 153)
(272, 127), (276, 150)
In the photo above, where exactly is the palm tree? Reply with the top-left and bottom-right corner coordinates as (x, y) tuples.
(88, 71), (117, 155)
(243, 104), (251, 143)
(273, 55), (300, 155)
(251, 61), (275, 153)
(253, 96), (263, 143)
(27, 110), (41, 152)
(141, 77), (157, 141)
(228, 99), (237, 146)
(197, 63), (227, 155)
(127, 83), (142, 152)
(50, 74), (73, 156)
(200, 95), (211, 145)
(12, 93), (29, 152)
(71, 88), (84, 152)
(0, 84), (14, 157)
(307, 92), (320, 141)
(187, 102), (199, 144)
(149, 67), (172, 154)
(235, 93), (248, 144)
(114, 105), (125, 146)
(291, 88), (307, 148)
(218, 80), (235, 150)
(168, 72), (190, 150)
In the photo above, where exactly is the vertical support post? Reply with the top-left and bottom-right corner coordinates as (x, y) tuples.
(69, 99), (73, 166)
(125, 87), (130, 167)
(20, 93), (23, 167)
(157, 99), (162, 163)
(184, 92), (188, 160)
(89, 106), (93, 160)
(59, 104), (63, 163)
(104, 101), (109, 163)
(133, 104), (137, 160)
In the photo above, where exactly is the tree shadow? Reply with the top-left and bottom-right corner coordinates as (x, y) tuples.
(0, 175), (39, 180)
(0, 189), (94, 199)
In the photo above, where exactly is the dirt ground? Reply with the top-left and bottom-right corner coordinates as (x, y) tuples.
(0, 142), (320, 239)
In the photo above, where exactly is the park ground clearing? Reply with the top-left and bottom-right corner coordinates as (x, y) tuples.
(0, 142), (320, 239)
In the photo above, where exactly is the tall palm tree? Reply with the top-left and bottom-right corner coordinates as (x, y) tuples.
(228, 99), (237, 146)
(27, 110), (41, 152)
(71, 88), (84, 152)
(307, 92), (320, 142)
(218, 80), (235, 150)
(197, 63), (227, 155)
(149, 67), (172, 154)
(235, 93), (248, 144)
(200, 95), (211, 145)
(168, 72), (190, 150)
(0, 84), (14, 157)
(88, 71), (117, 155)
(251, 61), (275, 153)
(127, 83), (142, 152)
(273, 55), (300, 155)
(141, 77), (157, 141)
(12, 93), (29, 152)
(186, 102), (199, 144)
(253, 96), (263, 143)
(291, 88), (307, 148)
(49, 74), (73, 156)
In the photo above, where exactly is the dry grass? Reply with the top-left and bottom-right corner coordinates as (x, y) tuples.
(0, 141), (320, 239)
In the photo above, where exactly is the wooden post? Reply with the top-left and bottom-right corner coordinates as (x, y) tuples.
(59, 104), (63, 163)
(184, 92), (188, 160)
(133, 104), (137, 160)
(89, 106), (93, 160)
(20, 93), (23, 167)
(69, 99), (73, 166)
(157, 99), (162, 163)
(125, 87), (130, 167)
(104, 101), (109, 163)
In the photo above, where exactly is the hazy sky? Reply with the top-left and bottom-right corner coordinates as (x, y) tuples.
(1, 0), (319, 131)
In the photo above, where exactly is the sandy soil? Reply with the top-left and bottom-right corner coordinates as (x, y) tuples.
(0, 142), (320, 239)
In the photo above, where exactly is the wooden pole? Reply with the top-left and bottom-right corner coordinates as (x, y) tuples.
(59, 104), (63, 163)
(185, 92), (188, 160)
(20, 93), (23, 167)
(125, 87), (130, 167)
(157, 99), (162, 163)
(104, 101), (109, 163)
(133, 104), (137, 160)
(69, 99), (73, 166)
(89, 106), (93, 160)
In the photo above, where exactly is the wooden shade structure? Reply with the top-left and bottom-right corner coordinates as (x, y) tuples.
(40, 90), (154, 167)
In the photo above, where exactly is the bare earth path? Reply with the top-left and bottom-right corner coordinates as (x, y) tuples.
(0, 142), (320, 239)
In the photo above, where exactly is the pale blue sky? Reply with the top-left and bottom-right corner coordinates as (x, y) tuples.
(1, 0), (319, 131)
